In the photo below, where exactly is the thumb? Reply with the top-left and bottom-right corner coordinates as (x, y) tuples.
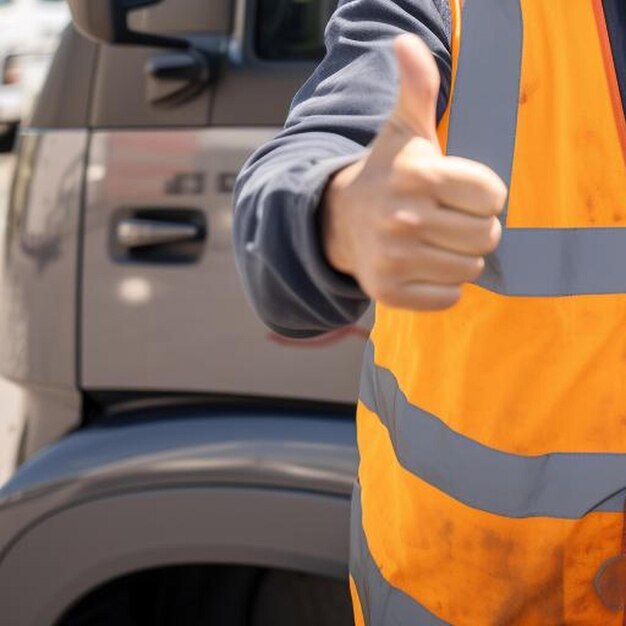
(392, 33), (441, 147)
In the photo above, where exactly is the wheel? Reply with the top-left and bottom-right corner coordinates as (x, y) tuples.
(250, 569), (353, 626)
(58, 565), (354, 626)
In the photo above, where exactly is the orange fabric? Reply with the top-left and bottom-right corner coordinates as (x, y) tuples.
(349, 576), (366, 626)
(370, 0), (626, 458)
(506, 0), (626, 228)
(359, 1), (626, 624)
(357, 402), (623, 626)
(372, 287), (626, 455)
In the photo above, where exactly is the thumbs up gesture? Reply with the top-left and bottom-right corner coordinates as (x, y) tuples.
(322, 34), (507, 310)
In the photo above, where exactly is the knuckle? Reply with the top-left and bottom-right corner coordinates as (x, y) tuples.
(394, 208), (425, 232)
(476, 217), (502, 253)
(487, 217), (503, 249)
(463, 161), (508, 215)
(381, 207), (425, 236)
(483, 174), (508, 215)
(462, 256), (485, 281)
(492, 177), (509, 211)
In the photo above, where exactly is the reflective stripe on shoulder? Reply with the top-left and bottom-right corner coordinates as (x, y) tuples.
(360, 341), (626, 519)
(446, 0), (522, 202)
(349, 482), (449, 626)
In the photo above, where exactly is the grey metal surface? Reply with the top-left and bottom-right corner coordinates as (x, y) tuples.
(0, 131), (86, 387)
(30, 26), (98, 130)
(67, 0), (115, 44)
(0, 155), (24, 486)
(1, 488), (351, 626)
(0, 413), (357, 500)
(0, 413), (357, 626)
(89, 43), (212, 129)
(0, 377), (25, 488)
(116, 216), (201, 248)
(203, 0), (319, 127)
(210, 63), (318, 127)
(81, 129), (369, 401)
(129, 0), (234, 34)
(0, 131), (85, 460)
(8, 382), (80, 466)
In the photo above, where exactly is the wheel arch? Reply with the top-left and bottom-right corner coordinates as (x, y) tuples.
(0, 412), (357, 626)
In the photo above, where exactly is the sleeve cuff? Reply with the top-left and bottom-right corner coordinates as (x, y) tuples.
(297, 151), (370, 303)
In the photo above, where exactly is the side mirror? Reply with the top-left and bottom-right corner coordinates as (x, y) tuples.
(68, 0), (221, 106)
(67, 0), (187, 49)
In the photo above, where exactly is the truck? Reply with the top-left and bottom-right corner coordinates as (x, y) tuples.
(0, 0), (368, 623)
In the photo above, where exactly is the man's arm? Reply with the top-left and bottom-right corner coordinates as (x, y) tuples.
(233, 0), (452, 337)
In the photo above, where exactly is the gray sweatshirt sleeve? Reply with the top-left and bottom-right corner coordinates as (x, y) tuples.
(233, 0), (452, 337)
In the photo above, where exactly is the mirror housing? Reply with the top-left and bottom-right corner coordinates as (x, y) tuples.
(67, 0), (221, 107)
(67, 0), (187, 49)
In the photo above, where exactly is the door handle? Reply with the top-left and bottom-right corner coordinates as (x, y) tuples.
(112, 209), (207, 264)
(116, 217), (202, 249)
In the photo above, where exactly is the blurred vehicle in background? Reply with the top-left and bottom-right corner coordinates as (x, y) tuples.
(0, 0), (367, 624)
(0, 0), (70, 150)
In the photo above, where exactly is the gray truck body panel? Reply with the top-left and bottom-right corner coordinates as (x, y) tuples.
(0, 412), (357, 625)
(0, 130), (86, 462)
(0, 0), (361, 621)
(81, 129), (368, 400)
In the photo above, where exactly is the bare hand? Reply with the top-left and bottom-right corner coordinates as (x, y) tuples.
(321, 34), (507, 310)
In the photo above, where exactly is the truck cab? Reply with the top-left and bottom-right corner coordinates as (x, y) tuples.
(0, 0), (367, 623)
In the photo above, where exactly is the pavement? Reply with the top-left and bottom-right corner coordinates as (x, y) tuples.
(0, 152), (25, 488)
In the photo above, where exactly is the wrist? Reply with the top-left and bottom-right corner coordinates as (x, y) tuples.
(320, 160), (363, 277)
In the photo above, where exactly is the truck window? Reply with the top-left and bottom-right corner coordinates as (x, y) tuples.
(256, 0), (337, 61)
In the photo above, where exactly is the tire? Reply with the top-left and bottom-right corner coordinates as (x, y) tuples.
(58, 566), (354, 626)
(250, 569), (354, 626)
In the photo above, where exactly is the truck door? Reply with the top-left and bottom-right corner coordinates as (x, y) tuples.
(80, 0), (368, 404)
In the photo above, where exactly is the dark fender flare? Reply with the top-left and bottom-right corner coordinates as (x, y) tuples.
(0, 412), (357, 626)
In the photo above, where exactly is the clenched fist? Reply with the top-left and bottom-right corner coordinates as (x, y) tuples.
(321, 34), (507, 310)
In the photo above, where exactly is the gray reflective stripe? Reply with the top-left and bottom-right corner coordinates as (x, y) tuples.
(350, 482), (449, 626)
(445, 0), (525, 290)
(446, 0), (523, 215)
(360, 341), (626, 519)
(476, 228), (626, 296)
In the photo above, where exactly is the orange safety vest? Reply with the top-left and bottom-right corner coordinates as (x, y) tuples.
(350, 0), (626, 624)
